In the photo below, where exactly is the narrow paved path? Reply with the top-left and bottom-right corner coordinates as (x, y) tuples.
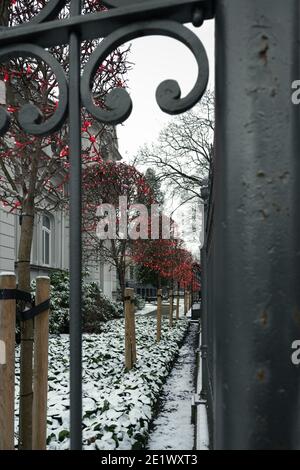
(147, 321), (199, 450)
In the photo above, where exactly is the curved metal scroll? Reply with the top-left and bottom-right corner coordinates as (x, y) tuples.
(0, 0), (67, 28)
(103, 0), (149, 7)
(0, 44), (68, 136)
(23, 0), (67, 25)
(81, 20), (209, 125)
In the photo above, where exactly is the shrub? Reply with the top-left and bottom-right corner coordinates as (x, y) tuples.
(133, 294), (145, 311)
(82, 281), (123, 333)
(46, 270), (123, 334)
(49, 271), (70, 334)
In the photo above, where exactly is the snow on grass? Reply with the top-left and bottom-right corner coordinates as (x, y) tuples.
(15, 316), (188, 450)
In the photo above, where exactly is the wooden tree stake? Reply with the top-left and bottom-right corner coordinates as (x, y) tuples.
(130, 295), (137, 364)
(176, 290), (180, 320)
(156, 289), (162, 341)
(125, 288), (135, 369)
(184, 289), (188, 315)
(32, 276), (50, 450)
(169, 289), (173, 328)
(0, 272), (16, 450)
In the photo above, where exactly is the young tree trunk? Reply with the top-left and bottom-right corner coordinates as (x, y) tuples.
(118, 265), (126, 302)
(0, 0), (10, 27)
(0, 0), (36, 450)
(18, 144), (39, 449)
(18, 198), (35, 450)
(158, 274), (161, 289)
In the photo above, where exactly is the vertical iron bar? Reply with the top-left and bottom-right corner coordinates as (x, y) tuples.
(200, 242), (207, 401)
(69, 0), (82, 450)
(214, 0), (300, 449)
(201, 182), (214, 444)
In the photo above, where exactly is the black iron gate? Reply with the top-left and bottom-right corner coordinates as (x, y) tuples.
(1, 0), (300, 451)
(0, 0), (214, 450)
(200, 0), (300, 450)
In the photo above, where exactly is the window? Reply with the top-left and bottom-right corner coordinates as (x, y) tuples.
(42, 214), (51, 266)
(129, 265), (135, 280)
(0, 80), (5, 105)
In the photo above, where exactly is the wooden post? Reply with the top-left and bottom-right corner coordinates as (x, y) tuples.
(0, 272), (16, 450)
(169, 289), (173, 328)
(184, 289), (188, 315)
(32, 277), (50, 450)
(156, 289), (162, 341)
(124, 288), (134, 369)
(130, 294), (137, 364)
(176, 289), (180, 320)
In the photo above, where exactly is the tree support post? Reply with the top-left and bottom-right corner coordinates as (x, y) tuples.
(169, 289), (174, 327)
(176, 289), (180, 320)
(125, 288), (135, 369)
(130, 295), (137, 364)
(0, 272), (16, 450)
(32, 277), (50, 450)
(157, 289), (162, 341)
(184, 289), (188, 315)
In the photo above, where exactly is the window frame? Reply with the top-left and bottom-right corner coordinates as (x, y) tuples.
(41, 214), (51, 267)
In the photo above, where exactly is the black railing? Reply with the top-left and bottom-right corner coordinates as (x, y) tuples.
(0, 0), (213, 449)
(201, 0), (300, 450)
(200, 161), (215, 447)
(3, 0), (300, 451)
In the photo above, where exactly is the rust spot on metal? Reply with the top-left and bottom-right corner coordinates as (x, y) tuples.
(272, 202), (281, 213)
(279, 171), (290, 183)
(293, 308), (300, 327)
(257, 369), (266, 382)
(259, 209), (269, 219)
(260, 310), (268, 327)
(259, 35), (269, 64)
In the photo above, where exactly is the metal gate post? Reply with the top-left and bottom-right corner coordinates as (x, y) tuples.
(200, 245), (208, 400)
(69, 0), (82, 450)
(214, 0), (300, 449)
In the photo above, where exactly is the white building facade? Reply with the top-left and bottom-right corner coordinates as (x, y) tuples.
(0, 75), (121, 298)
(0, 201), (119, 299)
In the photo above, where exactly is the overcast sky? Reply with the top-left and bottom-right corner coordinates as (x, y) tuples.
(114, 20), (215, 256)
(117, 19), (215, 160)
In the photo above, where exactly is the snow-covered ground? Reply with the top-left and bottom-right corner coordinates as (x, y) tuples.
(197, 403), (209, 450)
(137, 299), (186, 318)
(15, 316), (189, 450)
(136, 303), (157, 316)
(196, 325), (209, 450)
(147, 321), (198, 450)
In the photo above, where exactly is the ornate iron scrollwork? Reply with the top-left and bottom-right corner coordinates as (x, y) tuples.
(26, 0), (67, 25)
(0, 44), (68, 136)
(81, 19), (209, 125)
(103, 0), (146, 6)
(0, 0), (214, 450)
(0, 0), (212, 133)
(0, 0), (67, 28)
